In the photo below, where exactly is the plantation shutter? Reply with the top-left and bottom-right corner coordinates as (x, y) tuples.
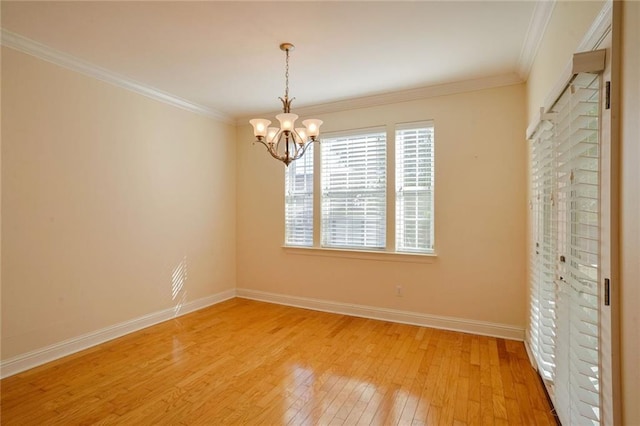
(529, 119), (557, 387)
(321, 128), (386, 249)
(528, 71), (602, 426)
(284, 144), (314, 246)
(395, 122), (435, 253)
(552, 72), (601, 426)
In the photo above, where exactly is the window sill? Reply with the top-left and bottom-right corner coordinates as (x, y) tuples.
(282, 246), (437, 263)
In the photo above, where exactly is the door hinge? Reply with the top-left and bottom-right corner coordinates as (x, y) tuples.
(605, 81), (611, 110)
(604, 278), (611, 306)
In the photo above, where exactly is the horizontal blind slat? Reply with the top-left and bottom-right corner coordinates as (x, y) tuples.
(396, 126), (435, 253)
(285, 144), (314, 246)
(321, 129), (387, 249)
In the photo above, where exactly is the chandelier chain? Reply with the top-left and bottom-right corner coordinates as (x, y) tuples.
(284, 48), (290, 100)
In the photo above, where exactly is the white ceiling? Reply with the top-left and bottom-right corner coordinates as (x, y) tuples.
(1, 1), (546, 121)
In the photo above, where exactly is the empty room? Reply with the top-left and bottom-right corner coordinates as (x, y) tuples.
(1, 1), (638, 425)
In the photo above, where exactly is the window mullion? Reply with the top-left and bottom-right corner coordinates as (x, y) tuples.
(386, 125), (396, 252)
(313, 138), (321, 247)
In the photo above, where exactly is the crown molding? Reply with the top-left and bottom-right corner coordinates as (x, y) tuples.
(517, 0), (556, 80)
(576, 0), (612, 52)
(525, 0), (612, 140)
(0, 26), (536, 127)
(236, 72), (523, 125)
(0, 29), (233, 124)
(540, 0), (612, 115)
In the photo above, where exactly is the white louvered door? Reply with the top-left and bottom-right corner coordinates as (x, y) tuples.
(553, 72), (602, 425)
(530, 120), (557, 390)
(529, 71), (606, 425)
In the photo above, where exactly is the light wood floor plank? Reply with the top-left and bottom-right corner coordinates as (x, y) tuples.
(1, 299), (556, 425)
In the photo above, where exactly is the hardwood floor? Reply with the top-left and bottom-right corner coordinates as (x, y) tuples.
(1, 298), (556, 425)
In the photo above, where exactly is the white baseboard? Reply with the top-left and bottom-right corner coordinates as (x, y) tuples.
(2, 288), (525, 379)
(524, 339), (537, 368)
(236, 288), (525, 341)
(0, 289), (236, 379)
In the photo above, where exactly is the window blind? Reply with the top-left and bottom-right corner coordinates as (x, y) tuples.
(528, 72), (601, 426)
(552, 72), (601, 426)
(529, 120), (557, 387)
(321, 128), (386, 249)
(285, 144), (314, 246)
(395, 122), (435, 253)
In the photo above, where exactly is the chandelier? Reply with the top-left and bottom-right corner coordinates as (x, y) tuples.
(249, 43), (323, 166)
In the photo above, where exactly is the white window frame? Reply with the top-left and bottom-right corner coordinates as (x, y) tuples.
(320, 127), (387, 251)
(395, 121), (435, 254)
(284, 144), (314, 247)
(283, 122), (437, 263)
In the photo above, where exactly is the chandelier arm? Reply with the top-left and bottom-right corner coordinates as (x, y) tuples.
(278, 96), (295, 113)
(274, 130), (294, 164)
(254, 136), (286, 163)
(254, 138), (274, 153)
(292, 138), (317, 161)
(266, 142), (288, 163)
(254, 131), (317, 166)
(279, 130), (306, 165)
(290, 129), (306, 145)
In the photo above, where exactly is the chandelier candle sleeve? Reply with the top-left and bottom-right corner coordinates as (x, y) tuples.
(266, 127), (278, 144)
(249, 119), (270, 138)
(295, 128), (307, 143)
(249, 42), (323, 166)
(303, 119), (322, 138)
(276, 113), (298, 132)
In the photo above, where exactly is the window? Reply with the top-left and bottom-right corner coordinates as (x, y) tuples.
(284, 144), (314, 246)
(396, 123), (435, 252)
(321, 128), (387, 249)
(284, 122), (435, 255)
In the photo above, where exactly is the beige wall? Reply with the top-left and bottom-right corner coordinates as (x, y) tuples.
(1, 47), (236, 359)
(526, 0), (605, 123)
(620, 1), (640, 423)
(237, 84), (528, 329)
